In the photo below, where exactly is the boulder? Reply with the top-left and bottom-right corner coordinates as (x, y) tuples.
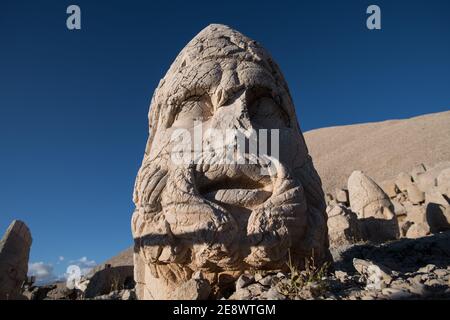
(406, 184), (425, 204)
(406, 222), (430, 239)
(416, 172), (437, 193)
(93, 288), (136, 300)
(23, 284), (56, 300)
(405, 204), (426, 225)
(327, 205), (345, 218)
(410, 163), (427, 182)
(171, 278), (211, 300)
(437, 168), (450, 197)
(325, 193), (334, 204)
(396, 172), (413, 192)
(414, 162), (450, 193)
(348, 171), (400, 242)
(46, 282), (79, 300)
(353, 258), (392, 290)
(425, 190), (449, 207)
(391, 200), (406, 217)
(379, 180), (399, 198)
(335, 189), (349, 204)
(235, 273), (254, 290)
(399, 220), (414, 237)
(81, 264), (134, 299)
(327, 205), (361, 246)
(0, 220), (32, 300)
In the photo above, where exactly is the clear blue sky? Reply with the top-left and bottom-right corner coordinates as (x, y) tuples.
(1, 0), (449, 281)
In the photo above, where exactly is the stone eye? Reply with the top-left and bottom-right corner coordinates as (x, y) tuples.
(171, 96), (213, 128)
(248, 97), (290, 129)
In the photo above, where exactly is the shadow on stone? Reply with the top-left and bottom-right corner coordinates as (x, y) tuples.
(84, 265), (134, 299)
(357, 216), (400, 243)
(333, 231), (450, 274)
(426, 203), (450, 233)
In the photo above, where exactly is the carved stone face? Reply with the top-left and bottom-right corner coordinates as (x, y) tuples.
(131, 24), (330, 300)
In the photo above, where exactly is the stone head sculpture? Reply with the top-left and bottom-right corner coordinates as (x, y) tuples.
(0, 220), (32, 300)
(131, 24), (331, 299)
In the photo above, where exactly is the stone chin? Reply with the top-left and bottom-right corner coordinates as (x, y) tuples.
(131, 24), (331, 300)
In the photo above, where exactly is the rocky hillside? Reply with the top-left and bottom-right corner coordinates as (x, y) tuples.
(7, 111), (449, 300)
(304, 111), (450, 193)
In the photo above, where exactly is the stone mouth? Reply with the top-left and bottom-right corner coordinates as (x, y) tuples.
(198, 175), (272, 208)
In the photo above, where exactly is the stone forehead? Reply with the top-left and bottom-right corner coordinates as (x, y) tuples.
(160, 24), (286, 97)
(173, 24), (271, 71)
(148, 24), (294, 132)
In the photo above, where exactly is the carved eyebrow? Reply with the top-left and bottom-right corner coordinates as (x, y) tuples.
(169, 95), (213, 126)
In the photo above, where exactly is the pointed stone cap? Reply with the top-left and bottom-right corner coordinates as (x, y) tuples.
(348, 170), (393, 218)
(0, 220), (32, 249)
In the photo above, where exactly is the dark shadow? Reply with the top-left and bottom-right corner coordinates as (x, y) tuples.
(357, 217), (399, 243)
(333, 231), (450, 274)
(426, 203), (450, 233)
(84, 265), (134, 298)
(134, 229), (276, 248)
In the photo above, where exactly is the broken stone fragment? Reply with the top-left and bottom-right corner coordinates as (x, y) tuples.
(410, 163), (427, 182)
(405, 222), (430, 239)
(0, 220), (32, 300)
(405, 204), (426, 225)
(81, 263), (134, 299)
(416, 172), (437, 193)
(327, 205), (345, 218)
(327, 205), (361, 246)
(325, 193), (334, 204)
(353, 258), (392, 290)
(417, 162), (450, 192)
(406, 184), (425, 205)
(391, 199), (407, 217)
(380, 180), (399, 198)
(335, 189), (349, 204)
(437, 168), (450, 197)
(425, 190), (449, 207)
(235, 273), (254, 290)
(400, 220), (414, 237)
(396, 172), (414, 192)
(258, 275), (273, 287)
(262, 287), (286, 300)
(171, 278), (211, 300)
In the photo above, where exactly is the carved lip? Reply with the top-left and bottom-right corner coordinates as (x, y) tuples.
(204, 188), (271, 208)
(197, 174), (273, 208)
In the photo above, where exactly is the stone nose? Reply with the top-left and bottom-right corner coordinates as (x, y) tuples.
(210, 90), (254, 132)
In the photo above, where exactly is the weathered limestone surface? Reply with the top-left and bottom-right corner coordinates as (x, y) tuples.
(131, 24), (331, 299)
(326, 205), (361, 246)
(0, 220), (32, 300)
(325, 162), (450, 245)
(437, 168), (450, 197)
(348, 171), (400, 242)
